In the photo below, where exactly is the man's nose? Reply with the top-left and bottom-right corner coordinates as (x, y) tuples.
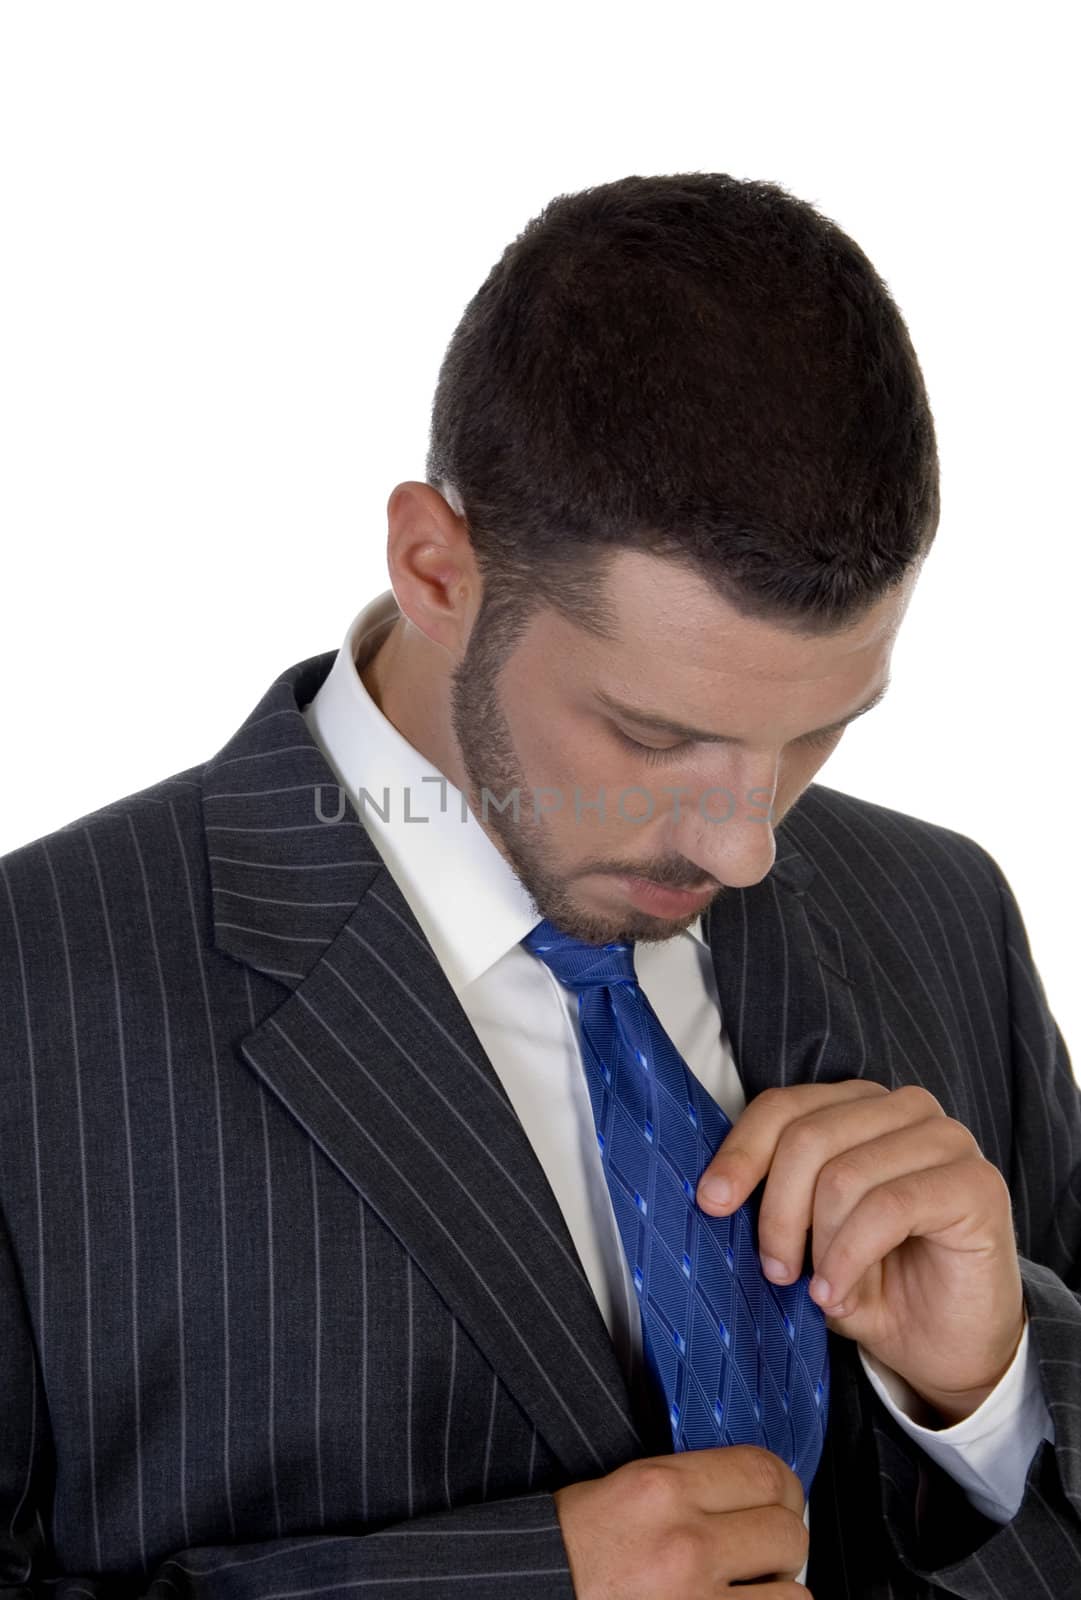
(669, 777), (780, 891)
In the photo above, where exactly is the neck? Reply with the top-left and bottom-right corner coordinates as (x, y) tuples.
(359, 616), (467, 793)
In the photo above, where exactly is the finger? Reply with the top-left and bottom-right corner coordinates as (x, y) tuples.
(808, 1154), (1004, 1313)
(710, 1504), (809, 1586)
(807, 1116), (979, 1283)
(670, 1444), (806, 1520)
(755, 1086), (950, 1282)
(696, 1079), (891, 1213)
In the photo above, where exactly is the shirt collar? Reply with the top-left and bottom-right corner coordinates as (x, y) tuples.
(302, 588), (707, 994)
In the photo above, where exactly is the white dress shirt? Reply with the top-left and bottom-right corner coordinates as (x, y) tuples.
(301, 589), (1053, 1578)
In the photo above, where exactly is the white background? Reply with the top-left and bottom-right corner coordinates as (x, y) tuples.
(1, 3), (1077, 1075)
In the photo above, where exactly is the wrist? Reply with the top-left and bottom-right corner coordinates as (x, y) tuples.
(906, 1310), (1027, 1429)
(910, 1382), (998, 1429)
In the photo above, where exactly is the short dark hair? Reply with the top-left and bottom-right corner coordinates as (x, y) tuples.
(425, 172), (939, 651)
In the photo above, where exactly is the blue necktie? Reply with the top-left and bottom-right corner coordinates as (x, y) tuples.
(522, 917), (829, 1497)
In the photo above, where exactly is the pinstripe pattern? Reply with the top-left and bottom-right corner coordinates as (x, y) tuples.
(1, 645), (1079, 1597)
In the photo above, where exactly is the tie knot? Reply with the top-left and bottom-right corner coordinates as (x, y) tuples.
(521, 917), (637, 991)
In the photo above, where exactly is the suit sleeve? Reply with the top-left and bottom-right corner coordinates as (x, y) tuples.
(868, 849), (1081, 1594)
(0, 1200), (576, 1599)
(858, 1308), (1053, 1522)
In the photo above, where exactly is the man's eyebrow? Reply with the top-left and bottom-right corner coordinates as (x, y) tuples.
(593, 677), (892, 745)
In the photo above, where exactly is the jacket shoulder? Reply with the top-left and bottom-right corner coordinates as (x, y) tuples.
(2, 759), (206, 849)
(0, 760), (207, 907)
(792, 780), (1007, 900)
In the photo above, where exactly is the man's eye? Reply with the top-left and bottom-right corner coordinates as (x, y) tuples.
(614, 728), (691, 764)
(613, 724), (843, 762)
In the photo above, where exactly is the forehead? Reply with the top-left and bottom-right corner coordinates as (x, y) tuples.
(576, 549), (912, 682)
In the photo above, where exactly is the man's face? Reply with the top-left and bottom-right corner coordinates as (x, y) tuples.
(449, 548), (912, 946)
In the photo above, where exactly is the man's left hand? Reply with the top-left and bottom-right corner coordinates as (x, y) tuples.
(695, 1080), (1026, 1426)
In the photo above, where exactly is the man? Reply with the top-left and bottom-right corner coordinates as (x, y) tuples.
(1, 173), (1078, 1597)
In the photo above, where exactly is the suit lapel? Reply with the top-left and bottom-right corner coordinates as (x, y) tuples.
(205, 652), (648, 1480)
(204, 650), (894, 1488)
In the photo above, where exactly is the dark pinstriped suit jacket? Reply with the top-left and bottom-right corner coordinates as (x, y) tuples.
(2, 645), (1080, 1600)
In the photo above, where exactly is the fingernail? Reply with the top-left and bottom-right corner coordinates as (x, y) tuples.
(809, 1276), (833, 1303)
(699, 1177), (731, 1206)
(761, 1255), (789, 1281)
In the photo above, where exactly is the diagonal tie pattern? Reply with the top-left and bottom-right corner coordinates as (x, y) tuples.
(522, 916), (829, 1497)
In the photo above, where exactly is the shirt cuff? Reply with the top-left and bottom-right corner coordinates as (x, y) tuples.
(856, 1310), (1054, 1523)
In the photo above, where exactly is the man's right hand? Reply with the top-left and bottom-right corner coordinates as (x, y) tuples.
(552, 1444), (811, 1596)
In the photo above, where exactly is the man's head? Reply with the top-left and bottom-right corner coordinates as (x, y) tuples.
(363, 174), (937, 945)
(366, 494), (915, 945)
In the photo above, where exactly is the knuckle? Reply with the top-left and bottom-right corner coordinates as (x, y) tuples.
(946, 1119), (981, 1155)
(817, 1154), (866, 1204)
(657, 1523), (705, 1584)
(744, 1445), (791, 1501)
(979, 1157), (1011, 1202)
(627, 1458), (681, 1517)
(878, 1181), (915, 1223)
(754, 1086), (789, 1117)
(779, 1119), (826, 1162)
(890, 1084), (942, 1117)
